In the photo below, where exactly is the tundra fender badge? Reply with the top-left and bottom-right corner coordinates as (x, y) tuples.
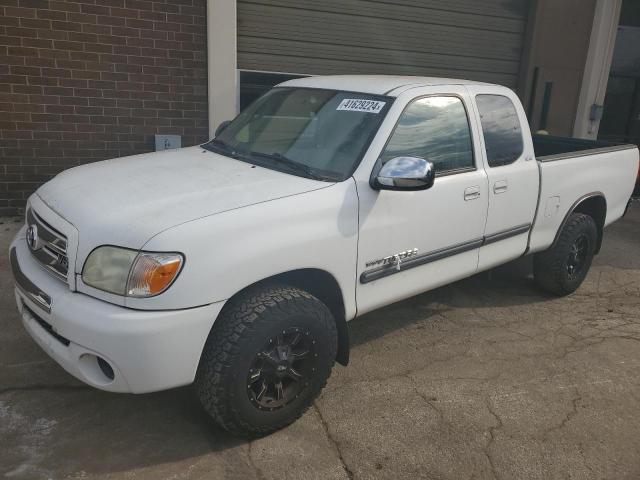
(365, 248), (418, 269)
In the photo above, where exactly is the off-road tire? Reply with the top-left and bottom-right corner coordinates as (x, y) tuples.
(195, 285), (337, 437)
(533, 213), (597, 296)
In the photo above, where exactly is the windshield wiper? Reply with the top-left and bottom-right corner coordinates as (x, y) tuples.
(248, 151), (332, 181)
(203, 143), (338, 181)
(203, 138), (239, 157)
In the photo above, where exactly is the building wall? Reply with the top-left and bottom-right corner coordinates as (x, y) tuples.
(521, 0), (597, 136)
(0, 0), (208, 216)
(598, 0), (640, 144)
(237, 0), (531, 89)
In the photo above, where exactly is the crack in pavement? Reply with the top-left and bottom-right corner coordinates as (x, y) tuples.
(246, 441), (267, 480)
(542, 388), (582, 440)
(0, 360), (49, 368)
(323, 348), (476, 394)
(484, 397), (504, 480)
(404, 373), (445, 421)
(313, 402), (354, 480)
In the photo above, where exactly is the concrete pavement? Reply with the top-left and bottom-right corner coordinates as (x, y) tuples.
(1, 204), (640, 479)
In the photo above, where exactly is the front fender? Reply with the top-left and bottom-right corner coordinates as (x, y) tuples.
(125, 180), (360, 319)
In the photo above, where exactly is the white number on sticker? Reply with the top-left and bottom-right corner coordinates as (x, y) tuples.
(337, 99), (386, 113)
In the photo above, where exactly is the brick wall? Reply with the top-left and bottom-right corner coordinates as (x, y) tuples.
(0, 0), (209, 216)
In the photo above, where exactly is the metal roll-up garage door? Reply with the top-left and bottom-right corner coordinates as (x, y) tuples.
(237, 0), (531, 91)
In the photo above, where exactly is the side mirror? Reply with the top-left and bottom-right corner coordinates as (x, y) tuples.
(215, 120), (231, 137)
(372, 156), (435, 191)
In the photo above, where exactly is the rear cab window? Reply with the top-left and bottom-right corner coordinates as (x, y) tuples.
(475, 95), (524, 167)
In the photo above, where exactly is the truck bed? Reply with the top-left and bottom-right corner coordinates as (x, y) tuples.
(528, 135), (639, 255)
(533, 134), (636, 162)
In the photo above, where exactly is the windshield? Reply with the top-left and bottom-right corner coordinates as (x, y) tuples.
(203, 87), (393, 181)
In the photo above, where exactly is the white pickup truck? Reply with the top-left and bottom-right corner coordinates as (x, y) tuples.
(10, 75), (638, 436)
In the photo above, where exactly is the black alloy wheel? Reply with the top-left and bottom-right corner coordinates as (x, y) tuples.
(566, 234), (589, 279)
(533, 213), (597, 296)
(247, 327), (317, 411)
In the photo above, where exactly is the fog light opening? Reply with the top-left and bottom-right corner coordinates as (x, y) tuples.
(78, 353), (116, 386)
(97, 356), (115, 381)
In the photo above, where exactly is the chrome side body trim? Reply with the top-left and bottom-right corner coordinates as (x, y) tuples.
(483, 224), (532, 246)
(360, 238), (483, 284)
(10, 247), (52, 313)
(360, 223), (532, 284)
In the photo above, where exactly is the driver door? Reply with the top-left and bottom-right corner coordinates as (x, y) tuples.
(354, 86), (489, 315)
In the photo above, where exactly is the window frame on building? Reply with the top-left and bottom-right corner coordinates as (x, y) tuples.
(238, 70), (310, 112)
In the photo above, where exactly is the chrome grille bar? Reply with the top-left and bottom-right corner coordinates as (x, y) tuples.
(26, 208), (69, 281)
(27, 209), (67, 253)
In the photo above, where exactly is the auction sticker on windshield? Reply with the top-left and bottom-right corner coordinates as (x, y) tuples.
(337, 98), (386, 113)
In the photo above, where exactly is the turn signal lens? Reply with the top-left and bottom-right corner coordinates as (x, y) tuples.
(126, 252), (183, 297)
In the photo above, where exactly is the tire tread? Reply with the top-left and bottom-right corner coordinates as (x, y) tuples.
(195, 285), (337, 436)
(533, 213), (597, 296)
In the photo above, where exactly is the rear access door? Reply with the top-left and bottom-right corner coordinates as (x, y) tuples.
(465, 85), (539, 270)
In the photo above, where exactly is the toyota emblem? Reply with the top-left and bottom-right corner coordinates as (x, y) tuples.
(26, 224), (39, 251)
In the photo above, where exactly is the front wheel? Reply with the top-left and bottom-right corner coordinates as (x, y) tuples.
(195, 285), (337, 437)
(533, 213), (598, 296)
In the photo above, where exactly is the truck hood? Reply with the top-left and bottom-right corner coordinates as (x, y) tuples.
(36, 146), (328, 263)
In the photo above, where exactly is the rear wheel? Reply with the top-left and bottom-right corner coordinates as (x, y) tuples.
(195, 285), (337, 437)
(533, 213), (598, 296)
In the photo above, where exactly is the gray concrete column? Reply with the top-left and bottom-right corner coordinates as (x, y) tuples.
(573, 0), (622, 139)
(207, 0), (238, 139)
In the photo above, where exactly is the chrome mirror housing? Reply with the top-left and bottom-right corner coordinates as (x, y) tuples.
(372, 156), (436, 191)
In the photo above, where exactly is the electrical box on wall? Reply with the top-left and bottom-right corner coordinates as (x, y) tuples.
(589, 104), (604, 122)
(155, 135), (181, 151)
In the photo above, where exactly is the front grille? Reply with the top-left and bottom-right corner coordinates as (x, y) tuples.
(26, 208), (69, 281)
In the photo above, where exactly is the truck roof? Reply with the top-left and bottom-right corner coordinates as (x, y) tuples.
(278, 75), (497, 96)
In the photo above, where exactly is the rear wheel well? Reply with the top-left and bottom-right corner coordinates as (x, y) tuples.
(572, 195), (606, 253)
(223, 269), (350, 366)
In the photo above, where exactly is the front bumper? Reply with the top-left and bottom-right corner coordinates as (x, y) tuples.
(10, 231), (224, 393)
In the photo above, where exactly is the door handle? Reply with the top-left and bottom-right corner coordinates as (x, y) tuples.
(493, 180), (508, 194)
(464, 186), (480, 201)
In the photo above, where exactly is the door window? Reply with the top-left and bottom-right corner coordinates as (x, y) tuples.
(476, 95), (524, 167)
(380, 96), (474, 174)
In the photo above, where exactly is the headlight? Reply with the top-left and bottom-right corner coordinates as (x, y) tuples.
(82, 246), (137, 295)
(82, 246), (183, 297)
